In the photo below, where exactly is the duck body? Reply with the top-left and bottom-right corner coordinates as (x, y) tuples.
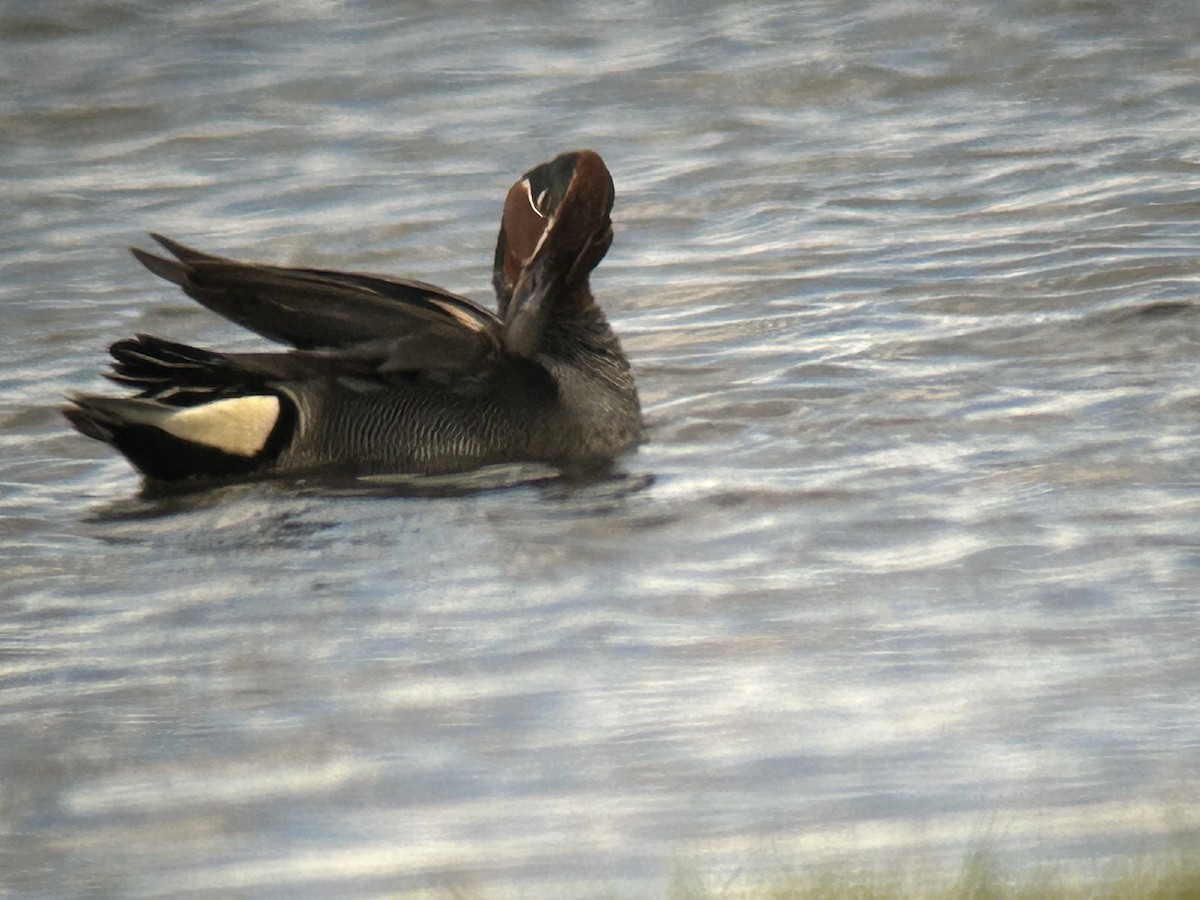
(64, 150), (641, 483)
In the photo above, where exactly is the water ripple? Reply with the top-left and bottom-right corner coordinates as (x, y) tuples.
(3, 0), (1200, 897)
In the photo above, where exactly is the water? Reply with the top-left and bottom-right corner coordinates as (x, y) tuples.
(4, 0), (1200, 896)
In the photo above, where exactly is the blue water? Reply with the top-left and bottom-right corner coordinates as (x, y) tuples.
(3, 1), (1200, 896)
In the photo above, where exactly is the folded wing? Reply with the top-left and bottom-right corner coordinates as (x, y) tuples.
(132, 234), (504, 360)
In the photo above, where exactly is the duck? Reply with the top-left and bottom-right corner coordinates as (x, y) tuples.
(64, 150), (642, 483)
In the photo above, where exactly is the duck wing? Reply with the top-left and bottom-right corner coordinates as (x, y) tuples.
(132, 234), (503, 354)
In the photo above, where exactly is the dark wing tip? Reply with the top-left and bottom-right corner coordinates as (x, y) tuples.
(130, 246), (188, 286)
(148, 233), (212, 262)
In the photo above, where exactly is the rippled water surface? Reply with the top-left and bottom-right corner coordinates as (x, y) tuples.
(4, 1), (1200, 896)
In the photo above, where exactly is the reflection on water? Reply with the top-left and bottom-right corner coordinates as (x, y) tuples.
(4, 0), (1200, 896)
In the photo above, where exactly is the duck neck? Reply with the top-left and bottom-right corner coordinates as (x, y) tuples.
(541, 284), (626, 363)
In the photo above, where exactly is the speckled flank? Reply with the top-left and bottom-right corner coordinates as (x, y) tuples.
(275, 305), (640, 475)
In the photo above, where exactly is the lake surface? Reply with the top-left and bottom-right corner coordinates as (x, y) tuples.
(3, 1), (1200, 896)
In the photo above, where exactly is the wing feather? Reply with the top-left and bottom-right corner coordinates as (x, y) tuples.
(132, 235), (503, 356)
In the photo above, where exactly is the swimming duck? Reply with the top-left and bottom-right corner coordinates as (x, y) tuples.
(64, 150), (642, 482)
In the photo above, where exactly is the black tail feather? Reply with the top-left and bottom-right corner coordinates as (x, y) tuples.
(63, 396), (117, 442)
(104, 335), (258, 406)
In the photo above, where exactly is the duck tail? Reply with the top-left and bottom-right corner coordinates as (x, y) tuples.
(104, 334), (245, 406)
(64, 335), (294, 481)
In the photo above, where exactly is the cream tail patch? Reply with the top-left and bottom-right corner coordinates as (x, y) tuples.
(160, 395), (280, 456)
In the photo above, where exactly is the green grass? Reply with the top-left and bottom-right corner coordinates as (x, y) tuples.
(408, 842), (1200, 900)
(666, 845), (1200, 900)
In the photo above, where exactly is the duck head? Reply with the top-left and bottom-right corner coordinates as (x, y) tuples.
(492, 150), (615, 356)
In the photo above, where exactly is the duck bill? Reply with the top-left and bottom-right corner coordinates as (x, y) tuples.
(503, 218), (613, 358)
(503, 242), (563, 358)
